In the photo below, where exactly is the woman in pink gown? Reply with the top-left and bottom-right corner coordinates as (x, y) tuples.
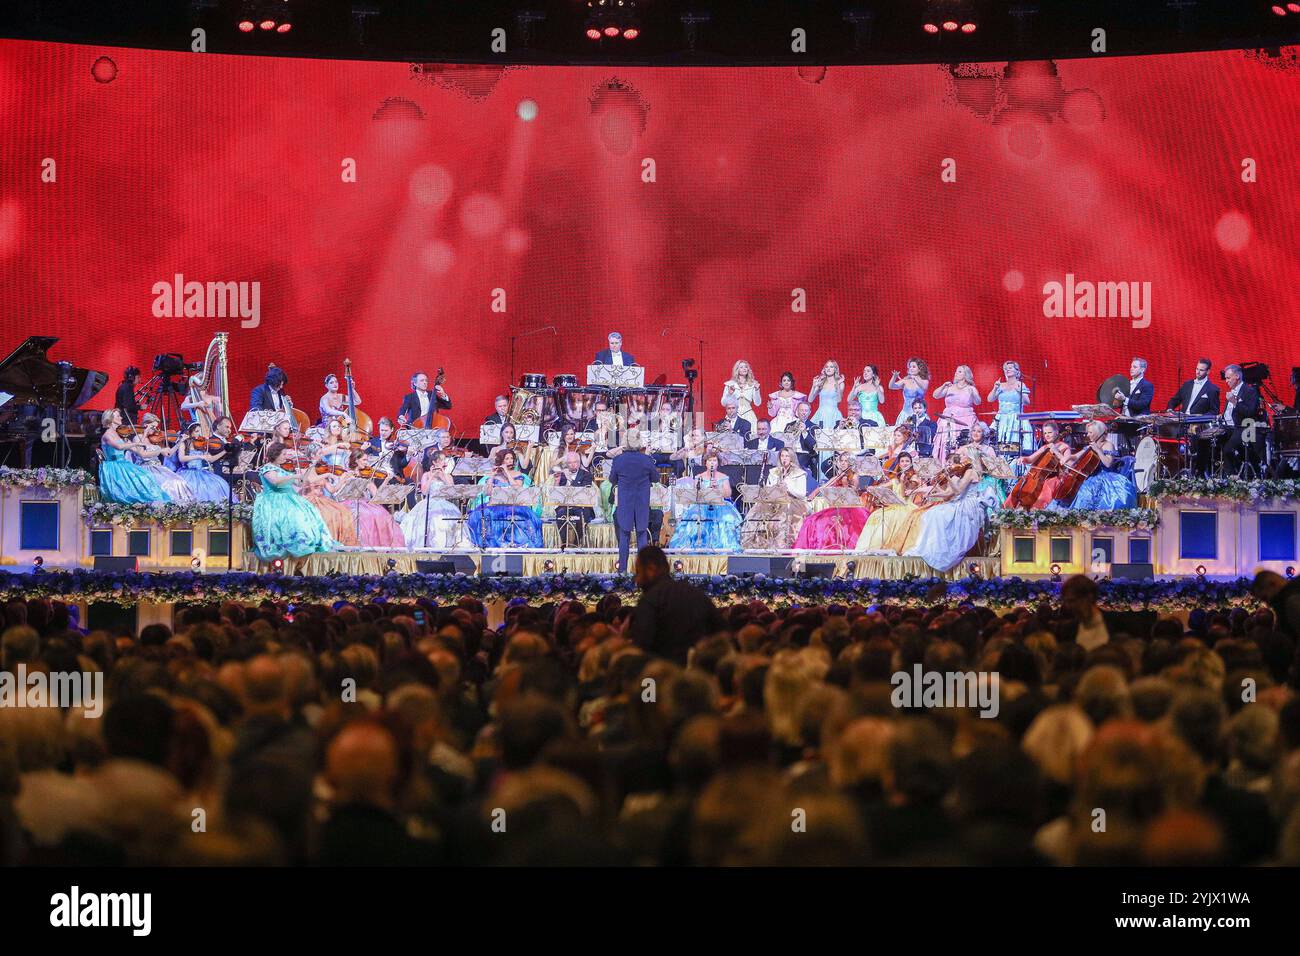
(932, 365), (981, 464)
(339, 450), (406, 548)
(793, 453), (872, 550)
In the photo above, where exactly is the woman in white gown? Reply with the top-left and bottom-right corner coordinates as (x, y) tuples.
(401, 451), (466, 549)
(904, 448), (994, 572)
(722, 360), (762, 432)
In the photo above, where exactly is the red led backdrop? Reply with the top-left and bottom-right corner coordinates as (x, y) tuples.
(0, 40), (1296, 428)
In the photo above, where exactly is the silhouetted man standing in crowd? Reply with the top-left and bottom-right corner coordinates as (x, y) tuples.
(630, 545), (723, 665)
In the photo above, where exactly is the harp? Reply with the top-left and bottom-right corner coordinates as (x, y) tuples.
(192, 332), (230, 432)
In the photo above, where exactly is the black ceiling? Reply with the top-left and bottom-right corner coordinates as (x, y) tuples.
(1, 0), (1298, 65)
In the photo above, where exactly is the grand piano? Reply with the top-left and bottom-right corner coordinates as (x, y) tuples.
(0, 336), (108, 469)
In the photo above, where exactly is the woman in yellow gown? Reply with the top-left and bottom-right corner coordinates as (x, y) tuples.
(856, 452), (925, 552)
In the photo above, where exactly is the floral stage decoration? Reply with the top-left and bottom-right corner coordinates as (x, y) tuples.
(0, 466), (95, 489)
(0, 568), (1258, 611)
(990, 507), (1159, 530)
(1146, 477), (1300, 502)
(82, 501), (252, 527)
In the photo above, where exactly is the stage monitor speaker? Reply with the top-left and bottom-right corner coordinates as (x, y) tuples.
(480, 553), (524, 577)
(726, 556), (795, 577)
(1111, 562), (1154, 580)
(417, 556), (476, 575)
(93, 556), (139, 572)
(799, 562), (837, 579)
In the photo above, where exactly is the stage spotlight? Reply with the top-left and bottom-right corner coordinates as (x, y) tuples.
(238, 20), (255, 32)
(603, 25), (620, 36)
(586, 27), (601, 39)
(1196, 565), (1207, 577)
(544, 559), (556, 573)
(190, 555), (202, 571)
(1272, 4), (1287, 14)
(32, 556), (44, 571)
(942, 20), (959, 30)
(516, 99), (538, 121)
(961, 22), (977, 32)
(277, 22), (292, 33)
(923, 22), (940, 33)
(968, 562), (982, 577)
(259, 19), (275, 30)
(673, 560), (684, 573)
(1286, 566), (1296, 578)
(924, 0), (977, 36)
(624, 27), (640, 39)
(272, 558), (284, 573)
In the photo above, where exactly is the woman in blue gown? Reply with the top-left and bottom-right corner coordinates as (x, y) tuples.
(668, 451), (743, 550)
(889, 357), (931, 426)
(809, 360), (845, 432)
(467, 448), (544, 548)
(988, 360), (1032, 453)
(252, 442), (336, 560)
(98, 409), (171, 505)
(174, 423), (233, 503)
(1064, 420), (1137, 510)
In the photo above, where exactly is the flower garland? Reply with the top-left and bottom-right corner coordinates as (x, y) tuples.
(0, 569), (1258, 611)
(990, 507), (1159, 530)
(0, 466), (95, 489)
(82, 501), (253, 527)
(1147, 477), (1300, 502)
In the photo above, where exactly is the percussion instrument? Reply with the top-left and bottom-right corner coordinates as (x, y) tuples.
(1132, 436), (1188, 492)
(553, 373), (579, 389)
(1276, 415), (1300, 460)
(1098, 373), (1131, 411)
(520, 373), (548, 390)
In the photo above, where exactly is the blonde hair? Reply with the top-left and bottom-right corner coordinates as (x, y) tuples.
(811, 361), (843, 398)
(730, 360), (755, 384)
(955, 365), (974, 386)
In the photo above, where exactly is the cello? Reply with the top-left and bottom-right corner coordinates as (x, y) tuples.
(1003, 443), (1062, 509)
(1052, 445), (1102, 503)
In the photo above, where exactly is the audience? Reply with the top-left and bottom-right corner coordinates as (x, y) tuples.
(0, 572), (1298, 866)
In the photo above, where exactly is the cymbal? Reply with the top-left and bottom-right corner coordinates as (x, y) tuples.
(1097, 374), (1129, 405)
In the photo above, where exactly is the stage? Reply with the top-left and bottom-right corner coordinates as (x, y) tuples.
(239, 547), (1002, 581)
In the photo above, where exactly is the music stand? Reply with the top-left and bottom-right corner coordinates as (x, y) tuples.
(815, 486), (865, 554)
(416, 483), (477, 549)
(545, 485), (600, 550)
(704, 431), (745, 454)
(239, 410), (291, 434)
(486, 485), (540, 548)
(862, 484), (905, 508)
(674, 483), (726, 550)
(814, 430), (863, 455)
(587, 365), (645, 388)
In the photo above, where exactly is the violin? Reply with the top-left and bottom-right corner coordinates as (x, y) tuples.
(567, 440), (594, 454)
(314, 463), (347, 477)
(356, 466), (388, 481)
(911, 455), (973, 506)
(189, 436), (226, 452)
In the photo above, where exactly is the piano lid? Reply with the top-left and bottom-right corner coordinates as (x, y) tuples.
(0, 336), (108, 409)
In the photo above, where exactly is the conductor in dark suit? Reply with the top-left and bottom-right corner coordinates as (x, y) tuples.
(396, 371), (451, 426)
(1220, 363), (1262, 475)
(1166, 358), (1221, 416)
(593, 331), (636, 367)
(249, 366), (289, 413)
(607, 433), (657, 573)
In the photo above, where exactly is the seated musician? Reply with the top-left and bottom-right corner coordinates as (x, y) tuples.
(181, 373), (223, 425)
(319, 373), (360, 427)
(668, 451), (742, 551)
(960, 422), (1011, 502)
(400, 451), (466, 550)
(744, 419), (785, 453)
(559, 425), (596, 470)
(551, 450), (595, 546)
(784, 401), (819, 471)
(210, 415), (244, 483)
(483, 395), (510, 426)
(467, 448), (544, 548)
(715, 397), (752, 439)
(496, 422), (535, 475)
(669, 427), (711, 477)
(1066, 420), (1137, 510)
(766, 446), (809, 496)
(1007, 421), (1074, 509)
(821, 449), (858, 484)
(905, 400), (936, 458)
(396, 371), (451, 426)
(364, 417), (409, 482)
(593, 331), (636, 366)
(856, 451), (925, 552)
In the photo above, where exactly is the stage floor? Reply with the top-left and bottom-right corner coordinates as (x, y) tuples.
(242, 547), (1001, 581)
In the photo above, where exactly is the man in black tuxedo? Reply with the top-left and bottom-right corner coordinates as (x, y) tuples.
(1167, 358), (1221, 416)
(115, 366), (140, 424)
(787, 401), (819, 471)
(210, 415), (243, 484)
(607, 434), (658, 573)
(906, 400), (937, 458)
(481, 395), (510, 426)
(715, 399), (752, 440)
(744, 420), (785, 453)
(1220, 363), (1262, 475)
(593, 332), (636, 367)
(550, 450), (595, 547)
(1113, 357), (1154, 416)
(396, 371), (452, 426)
(249, 367), (289, 413)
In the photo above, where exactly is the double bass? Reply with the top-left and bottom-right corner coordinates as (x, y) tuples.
(341, 358), (373, 439)
(410, 367), (453, 432)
